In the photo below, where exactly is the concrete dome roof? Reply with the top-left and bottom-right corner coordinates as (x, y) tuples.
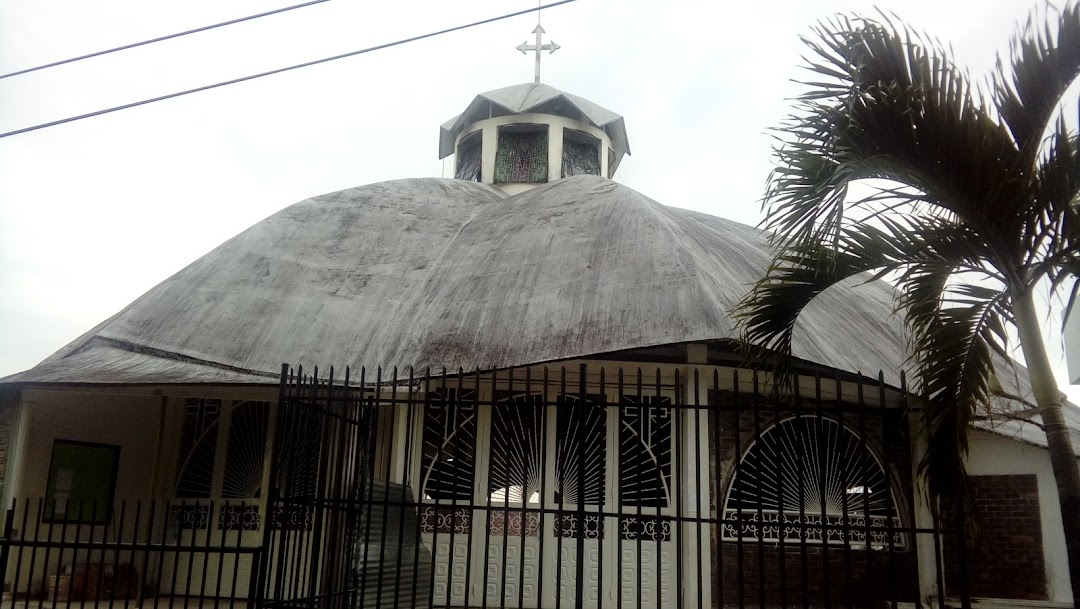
(5, 175), (912, 386)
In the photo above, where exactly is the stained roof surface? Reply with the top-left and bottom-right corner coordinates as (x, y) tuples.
(8, 175), (907, 382)
(4, 175), (1075, 450)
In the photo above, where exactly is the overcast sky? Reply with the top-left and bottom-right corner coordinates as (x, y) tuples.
(2, 0), (1077, 399)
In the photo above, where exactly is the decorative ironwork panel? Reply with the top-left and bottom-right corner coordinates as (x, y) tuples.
(619, 515), (672, 542)
(555, 394), (606, 505)
(270, 503), (315, 531)
(489, 392), (543, 504)
(488, 511), (541, 537)
(455, 139), (482, 181)
(722, 510), (905, 548)
(562, 138), (600, 176)
(175, 399), (221, 498)
(222, 401), (269, 499)
(171, 503), (210, 530)
(494, 130), (548, 182)
(556, 513), (604, 539)
(219, 503), (260, 531)
(419, 506), (471, 534)
(619, 396), (672, 507)
(724, 415), (901, 547)
(421, 388), (477, 501)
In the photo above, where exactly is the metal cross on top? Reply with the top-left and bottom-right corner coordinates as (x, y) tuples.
(516, 24), (560, 84)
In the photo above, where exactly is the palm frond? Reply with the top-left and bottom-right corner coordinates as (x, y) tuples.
(910, 289), (1011, 520)
(1025, 117), (1080, 273)
(992, 2), (1080, 163)
(764, 16), (1026, 273)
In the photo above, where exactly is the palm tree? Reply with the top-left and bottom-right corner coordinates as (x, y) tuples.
(735, 4), (1080, 606)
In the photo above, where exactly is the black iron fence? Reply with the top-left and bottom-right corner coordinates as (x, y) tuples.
(0, 364), (972, 609)
(0, 498), (261, 607)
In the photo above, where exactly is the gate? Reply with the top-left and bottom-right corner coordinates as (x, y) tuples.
(257, 364), (377, 609)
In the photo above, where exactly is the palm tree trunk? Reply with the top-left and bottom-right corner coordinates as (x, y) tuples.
(1013, 291), (1080, 608)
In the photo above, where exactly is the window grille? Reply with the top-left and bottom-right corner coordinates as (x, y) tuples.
(723, 415), (903, 548)
(175, 398), (221, 498)
(221, 401), (269, 499)
(619, 395), (672, 507)
(554, 394), (606, 505)
(420, 388), (477, 501)
(488, 392), (543, 504)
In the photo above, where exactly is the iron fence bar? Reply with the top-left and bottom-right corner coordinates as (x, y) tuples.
(795, 372), (809, 609)
(751, 374), (765, 609)
(616, 367), (625, 609)
(422, 369), (439, 609)
(833, 374), (853, 609)
(535, 366), (549, 609)
(228, 502), (244, 609)
(597, 366), (607, 609)
(630, 369), (639, 609)
(674, 367), (685, 609)
(857, 374), (875, 607)
(8, 501), (26, 605)
(814, 372), (831, 608)
(406, 367), (425, 609)
(733, 368), (745, 609)
(389, 366), (409, 609)
(692, 367), (703, 609)
(554, 367), (565, 609)
(712, 368), (724, 609)
(358, 366), (378, 609)
(652, 367), (662, 609)
(576, 363), (588, 609)
(443, 368), (461, 608)
(878, 371), (899, 609)
(470, 367), (485, 609)
(26, 498), (45, 609)
(515, 368), (530, 609)
(773, 378), (789, 609)
(371, 366), (391, 609)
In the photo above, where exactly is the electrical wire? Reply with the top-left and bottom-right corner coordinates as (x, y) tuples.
(0, 0), (576, 140)
(0, 0), (331, 80)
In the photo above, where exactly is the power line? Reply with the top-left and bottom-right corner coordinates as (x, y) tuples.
(0, 0), (577, 140)
(0, 0), (331, 80)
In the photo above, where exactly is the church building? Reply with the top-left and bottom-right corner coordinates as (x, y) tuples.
(0, 25), (1076, 609)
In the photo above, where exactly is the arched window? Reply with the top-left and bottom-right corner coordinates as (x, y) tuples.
(722, 415), (903, 548)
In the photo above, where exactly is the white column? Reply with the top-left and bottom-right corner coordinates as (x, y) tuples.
(684, 344), (712, 609)
(548, 125), (563, 183)
(481, 125), (497, 186)
(909, 410), (943, 605)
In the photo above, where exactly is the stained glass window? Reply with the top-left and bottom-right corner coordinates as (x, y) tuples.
(455, 134), (482, 182)
(562, 136), (600, 177)
(175, 399), (221, 498)
(494, 129), (548, 183)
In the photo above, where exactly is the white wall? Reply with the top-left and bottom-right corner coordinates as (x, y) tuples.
(966, 429), (1073, 604)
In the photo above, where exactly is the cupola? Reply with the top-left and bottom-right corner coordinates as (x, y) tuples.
(438, 28), (629, 195)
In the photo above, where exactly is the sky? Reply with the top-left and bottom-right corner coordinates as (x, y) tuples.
(1, 0), (1077, 400)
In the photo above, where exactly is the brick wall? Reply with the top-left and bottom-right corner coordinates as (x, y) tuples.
(708, 389), (918, 607)
(944, 474), (1047, 601)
